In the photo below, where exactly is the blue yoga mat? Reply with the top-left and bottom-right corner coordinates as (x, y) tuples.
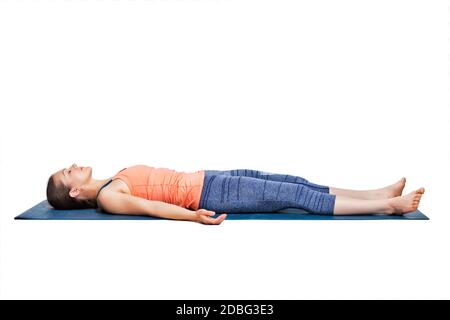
(14, 200), (429, 220)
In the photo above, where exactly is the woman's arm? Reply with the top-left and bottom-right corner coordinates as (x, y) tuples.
(97, 191), (226, 224)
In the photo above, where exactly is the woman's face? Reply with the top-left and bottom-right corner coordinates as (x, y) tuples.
(54, 163), (92, 188)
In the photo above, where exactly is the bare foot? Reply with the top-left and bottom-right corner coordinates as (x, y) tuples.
(386, 187), (425, 215)
(378, 177), (407, 199)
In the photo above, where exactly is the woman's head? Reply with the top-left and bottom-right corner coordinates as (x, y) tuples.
(46, 163), (97, 209)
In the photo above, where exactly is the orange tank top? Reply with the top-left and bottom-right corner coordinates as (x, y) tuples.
(111, 165), (205, 210)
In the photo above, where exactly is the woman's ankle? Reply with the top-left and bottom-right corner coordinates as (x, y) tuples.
(381, 199), (395, 214)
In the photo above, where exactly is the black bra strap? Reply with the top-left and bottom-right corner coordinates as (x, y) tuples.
(96, 178), (113, 199)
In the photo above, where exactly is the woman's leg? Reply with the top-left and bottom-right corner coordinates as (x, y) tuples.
(204, 169), (330, 193)
(199, 173), (336, 215)
(334, 188), (425, 215)
(329, 178), (406, 200)
(198, 173), (425, 215)
(206, 169), (406, 200)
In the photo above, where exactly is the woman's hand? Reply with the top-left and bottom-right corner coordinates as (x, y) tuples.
(194, 209), (227, 225)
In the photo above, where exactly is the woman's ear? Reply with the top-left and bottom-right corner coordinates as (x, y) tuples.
(69, 187), (81, 198)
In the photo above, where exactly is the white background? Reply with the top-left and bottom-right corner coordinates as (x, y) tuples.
(0, 0), (449, 299)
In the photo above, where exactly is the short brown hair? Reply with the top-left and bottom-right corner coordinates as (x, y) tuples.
(46, 174), (97, 210)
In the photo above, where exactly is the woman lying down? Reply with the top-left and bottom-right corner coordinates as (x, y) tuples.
(46, 164), (425, 225)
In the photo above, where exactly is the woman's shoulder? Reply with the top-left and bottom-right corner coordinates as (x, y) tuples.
(108, 178), (131, 195)
(97, 180), (130, 211)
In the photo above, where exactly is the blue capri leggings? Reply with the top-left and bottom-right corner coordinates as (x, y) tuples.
(198, 169), (336, 215)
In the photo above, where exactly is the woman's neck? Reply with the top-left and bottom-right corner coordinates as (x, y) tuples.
(83, 178), (112, 201)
